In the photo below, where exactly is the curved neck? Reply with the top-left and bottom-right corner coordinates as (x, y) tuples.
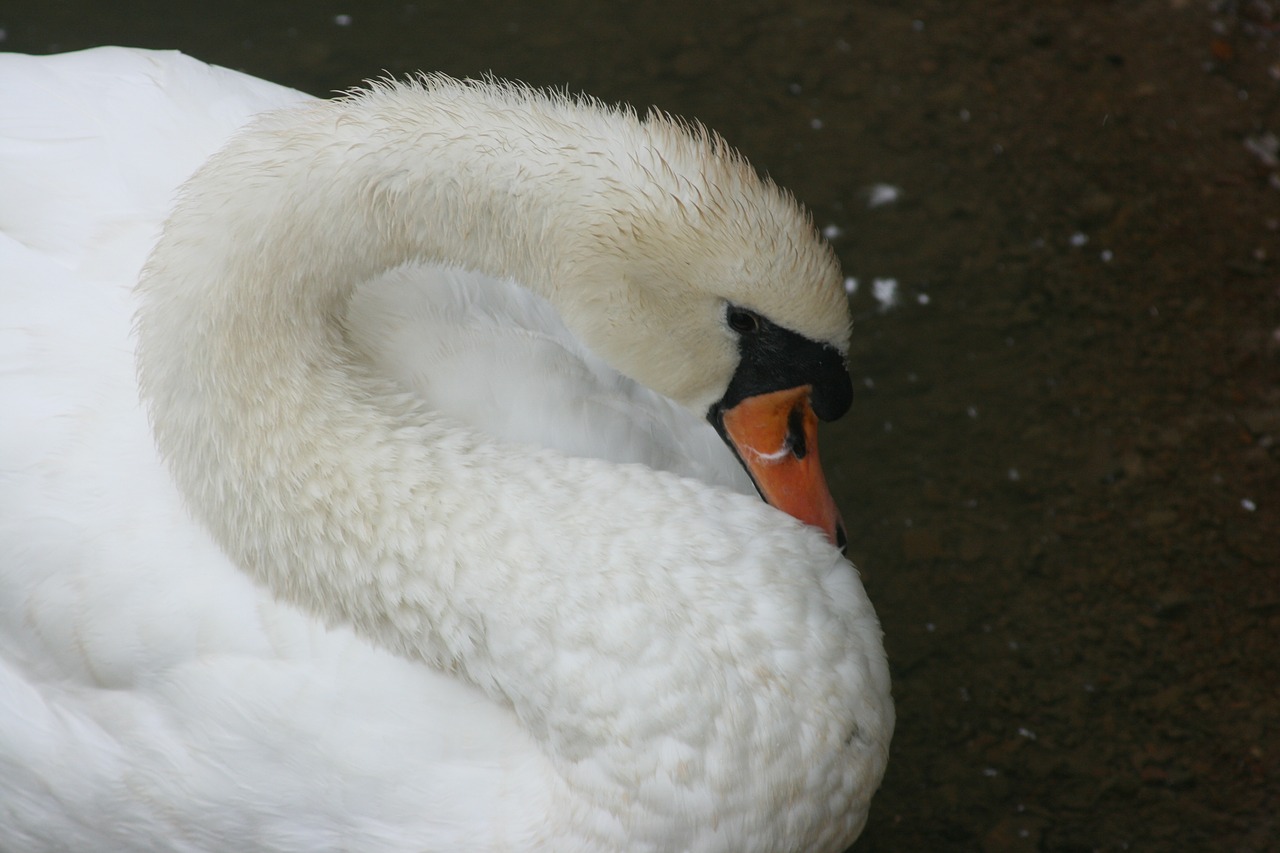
(135, 80), (884, 847)
(138, 83), (606, 679)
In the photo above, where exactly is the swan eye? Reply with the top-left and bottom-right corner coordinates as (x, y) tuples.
(727, 307), (760, 335)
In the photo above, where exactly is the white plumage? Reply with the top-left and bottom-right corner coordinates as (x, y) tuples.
(0, 47), (891, 852)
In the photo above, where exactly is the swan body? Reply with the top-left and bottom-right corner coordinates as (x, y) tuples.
(0, 47), (891, 852)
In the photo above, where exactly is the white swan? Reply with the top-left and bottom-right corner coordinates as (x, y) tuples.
(0, 47), (892, 852)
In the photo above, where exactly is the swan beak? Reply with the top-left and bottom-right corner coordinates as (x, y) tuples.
(720, 386), (846, 550)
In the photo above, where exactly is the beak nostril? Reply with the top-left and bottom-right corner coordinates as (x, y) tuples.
(786, 405), (807, 460)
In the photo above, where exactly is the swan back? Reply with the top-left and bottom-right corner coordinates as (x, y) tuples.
(347, 263), (756, 492)
(0, 47), (305, 283)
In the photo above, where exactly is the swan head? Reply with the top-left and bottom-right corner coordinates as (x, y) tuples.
(544, 113), (854, 546)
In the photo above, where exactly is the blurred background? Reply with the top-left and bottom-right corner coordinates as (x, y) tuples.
(3, 1), (1277, 850)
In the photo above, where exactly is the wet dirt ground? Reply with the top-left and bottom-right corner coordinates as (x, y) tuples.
(3, 1), (1277, 850)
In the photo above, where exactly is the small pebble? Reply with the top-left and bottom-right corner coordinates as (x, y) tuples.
(872, 277), (899, 311)
(866, 184), (901, 208)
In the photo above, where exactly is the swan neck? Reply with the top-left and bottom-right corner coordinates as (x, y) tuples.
(136, 91), (591, 660)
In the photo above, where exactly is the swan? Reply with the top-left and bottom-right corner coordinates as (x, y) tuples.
(0, 47), (892, 852)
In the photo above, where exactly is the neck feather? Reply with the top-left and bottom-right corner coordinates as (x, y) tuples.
(138, 80), (600, 673)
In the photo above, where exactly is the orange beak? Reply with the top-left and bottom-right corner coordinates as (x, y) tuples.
(720, 385), (845, 548)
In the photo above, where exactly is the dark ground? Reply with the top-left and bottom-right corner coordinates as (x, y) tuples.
(3, 1), (1277, 850)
